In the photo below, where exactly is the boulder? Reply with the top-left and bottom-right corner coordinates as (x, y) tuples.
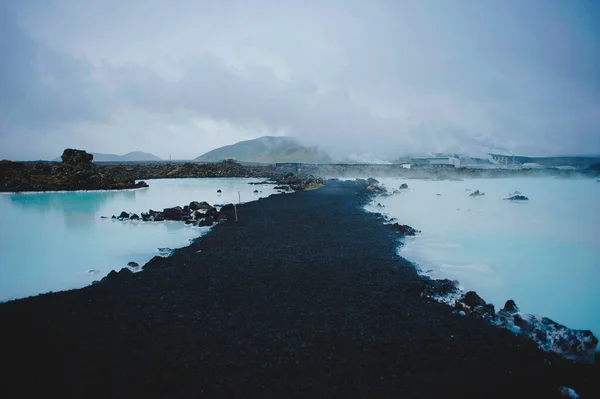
(189, 201), (200, 211)
(163, 206), (186, 221)
(503, 299), (519, 314)
(127, 262), (139, 267)
(217, 189), (222, 193)
(469, 190), (485, 197)
(118, 211), (129, 219)
(130, 213), (140, 220)
(461, 291), (487, 308)
(197, 201), (214, 210)
(399, 183), (408, 189)
(198, 216), (214, 227)
(61, 149), (93, 165)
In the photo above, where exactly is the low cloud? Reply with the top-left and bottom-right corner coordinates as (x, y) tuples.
(1, 0), (599, 160)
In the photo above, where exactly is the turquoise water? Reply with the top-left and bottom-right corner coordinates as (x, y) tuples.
(0, 178), (278, 301)
(366, 177), (600, 338)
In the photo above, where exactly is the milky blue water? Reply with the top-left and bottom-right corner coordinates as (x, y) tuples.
(0, 178), (279, 301)
(366, 177), (600, 338)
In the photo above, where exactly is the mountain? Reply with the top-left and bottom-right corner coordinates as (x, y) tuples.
(194, 136), (332, 164)
(53, 151), (162, 162)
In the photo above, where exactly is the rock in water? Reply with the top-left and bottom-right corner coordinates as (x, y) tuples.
(505, 195), (529, 201)
(163, 206), (186, 220)
(399, 183), (408, 189)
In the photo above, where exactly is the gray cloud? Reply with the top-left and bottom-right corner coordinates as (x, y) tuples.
(1, 0), (599, 160)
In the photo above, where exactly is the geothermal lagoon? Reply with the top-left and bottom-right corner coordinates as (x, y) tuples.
(0, 178), (279, 302)
(366, 177), (600, 339)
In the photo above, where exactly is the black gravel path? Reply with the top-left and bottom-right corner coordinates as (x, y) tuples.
(0, 179), (597, 398)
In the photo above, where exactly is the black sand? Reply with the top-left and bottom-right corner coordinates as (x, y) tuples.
(0, 180), (597, 398)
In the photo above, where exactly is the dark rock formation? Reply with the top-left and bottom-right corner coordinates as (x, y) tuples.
(198, 217), (214, 227)
(469, 190), (485, 197)
(420, 278), (460, 298)
(505, 195), (529, 201)
(503, 300), (519, 314)
(275, 173), (324, 191)
(390, 223), (419, 236)
(495, 300), (598, 364)
(399, 183), (408, 189)
(127, 262), (140, 267)
(111, 199), (237, 226)
(61, 149), (94, 165)
(462, 291), (487, 308)
(163, 206), (186, 221)
(0, 149), (149, 192)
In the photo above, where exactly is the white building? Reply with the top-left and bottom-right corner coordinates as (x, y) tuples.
(411, 157), (460, 168)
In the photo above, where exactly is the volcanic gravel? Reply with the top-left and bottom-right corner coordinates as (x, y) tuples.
(0, 179), (597, 398)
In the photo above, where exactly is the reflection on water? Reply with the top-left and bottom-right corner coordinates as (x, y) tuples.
(9, 190), (140, 228)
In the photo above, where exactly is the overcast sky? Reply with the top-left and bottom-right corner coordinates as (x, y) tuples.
(1, 0), (599, 161)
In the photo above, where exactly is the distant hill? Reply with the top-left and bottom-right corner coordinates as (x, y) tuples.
(194, 136), (332, 164)
(53, 151), (162, 162)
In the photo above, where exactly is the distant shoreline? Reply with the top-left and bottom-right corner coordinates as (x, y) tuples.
(2, 158), (598, 193)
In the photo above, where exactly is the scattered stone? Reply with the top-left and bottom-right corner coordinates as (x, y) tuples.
(469, 190), (485, 197)
(130, 213), (140, 220)
(217, 189), (222, 193)
(118, 211), (129, 219)
(399, 183), (408, 189)
(390, 223), (419, 236)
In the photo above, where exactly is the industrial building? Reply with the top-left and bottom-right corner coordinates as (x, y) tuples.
(411, 157), (461, 168)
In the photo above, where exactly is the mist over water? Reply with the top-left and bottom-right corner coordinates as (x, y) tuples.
(0, 178), (278, 301)
(366, 177), (600, 338)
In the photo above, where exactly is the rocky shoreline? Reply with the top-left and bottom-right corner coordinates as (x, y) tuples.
(0, 149), (149, 192)
(3, 149), (599, 193)
(0, 179), (597, 398)
(364, 179), (597, 364)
